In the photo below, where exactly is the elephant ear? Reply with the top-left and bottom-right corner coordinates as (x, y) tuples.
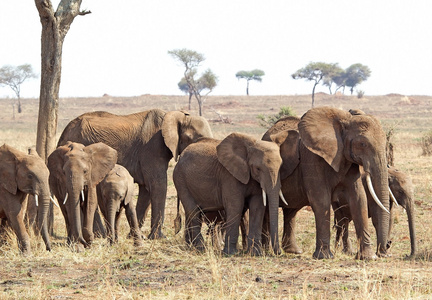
(48, 145), (71, 181)
(298, 107), (350, 172)
(0, 144), (19, 194)
(217, 133), (254, 185)
(86, 143), (118, 185)
(269, 130), (300, 179)
(161, 111), (185, 162)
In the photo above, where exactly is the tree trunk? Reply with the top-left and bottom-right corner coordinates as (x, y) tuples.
(35, 0), (89, 162)
(311, 82), (318, 108)
(246, 80), (249, 96)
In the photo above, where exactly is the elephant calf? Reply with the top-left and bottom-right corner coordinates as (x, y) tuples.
(332, 166), (416, 257)
(97, 164), (142, 247)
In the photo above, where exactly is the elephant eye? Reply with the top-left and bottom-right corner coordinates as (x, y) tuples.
(27, 173), (33, 180)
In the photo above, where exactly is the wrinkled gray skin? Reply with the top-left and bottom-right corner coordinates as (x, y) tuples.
(0, 144), (52, 254)
(97, 164), (142, 247)
(261, 107), (390, 259)
(174, 133), (284, 255)
(48, 142), (117, 249)
(57, 109), (213, 239)
(333, 166), (417, 257)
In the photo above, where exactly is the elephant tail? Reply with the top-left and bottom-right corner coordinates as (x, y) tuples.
(174, 195), (182, 234)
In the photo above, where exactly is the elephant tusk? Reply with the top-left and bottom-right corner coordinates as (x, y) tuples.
(50, 196), (60, 209)
(279, 190), (288, 206)
(388, 186), (399, 208)
(262, 189), (267, 207)
(35, 194), (39, 207)
(366, 174), (390, 214)
(81, 190), (85, 202)
(63, 193), (68, 205)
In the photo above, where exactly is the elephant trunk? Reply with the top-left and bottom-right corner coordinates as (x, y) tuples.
(67, 177), (87, 247)
(36, 191), (52, 251)
(266, 179), (281, 255)
(369, 166), (390, 257)
(405, 198), (417, 257)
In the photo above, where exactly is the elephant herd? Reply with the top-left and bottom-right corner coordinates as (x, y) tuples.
(0, 107), (416, 260)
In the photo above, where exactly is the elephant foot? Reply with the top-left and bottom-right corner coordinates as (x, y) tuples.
(148, 230), (166, 240)
(313, 247), (334, 259)
(133, 239), (144, 247)
(355, 251), (377, 260)
(342, 246), (355, 256)
(282, 244), (303, 254)
(222, 245), (238, 256)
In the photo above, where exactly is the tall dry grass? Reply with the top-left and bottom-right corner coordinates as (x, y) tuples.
(0, 94), (431, 299)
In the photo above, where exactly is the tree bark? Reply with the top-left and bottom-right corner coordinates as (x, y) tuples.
(34, 0), (90, 162)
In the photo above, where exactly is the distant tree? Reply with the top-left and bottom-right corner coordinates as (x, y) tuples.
(292, 62), (338, 107)
(344, 63), (371, 95)
(322, 64), (344, 94)
(235, 69), (265, 95)
(257, 106), (297, 128)
(168, 48), (218, 116)
(177, 71), (195, 110)
(0, 64), (37, 115)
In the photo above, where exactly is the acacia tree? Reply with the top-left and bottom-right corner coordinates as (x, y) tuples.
(322, 64), (344, 95)
(34, 0), (91, 162)
(168, 48), (218, 116)
(0, 64), (37, 115)
(235, 69), (265, 95)
(292, 62), (338, 107)
(344, 63), (371, 95)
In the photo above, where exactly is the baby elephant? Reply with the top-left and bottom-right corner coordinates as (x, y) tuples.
(97, 164), (142, 247)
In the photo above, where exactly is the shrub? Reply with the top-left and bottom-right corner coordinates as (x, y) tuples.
(421, 131), (432, 156)
(357, 90), (365, 98)
(257, 106), (297, 128)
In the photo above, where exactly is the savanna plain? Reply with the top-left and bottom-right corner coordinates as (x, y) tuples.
(0, 93), (431, 299)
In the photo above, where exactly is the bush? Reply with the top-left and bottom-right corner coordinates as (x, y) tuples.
(357, 90), (365, 98)
(257, 106), (297, 128)
(421, 131), (432, 156)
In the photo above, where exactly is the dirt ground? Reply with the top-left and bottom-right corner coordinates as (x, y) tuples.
(0, 93), (431, 299)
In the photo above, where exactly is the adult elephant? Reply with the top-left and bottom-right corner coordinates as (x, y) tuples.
(173, 133), (287, 255)
(48, 142), (117, 248)
(97, 164), (142, 247)
(0, 144), (52, 254)
(57, 109), (213, 239)
(333, 166), (416, 257)
(262, 107), (390, 259)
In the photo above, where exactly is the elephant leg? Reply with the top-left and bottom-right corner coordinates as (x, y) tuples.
(148, 177), (168, 240)
(185, 209), (204, 251)
(93, 208), (107, 238)
(240, 210), (249, 251)
(6, 206), (31, 255)
(102, 202), (116, 245)
(247, 195), (264, 256)
(261, 208), (270, 250)
(281, 208), (302, 254)
(82, 189), (98, 245)
(345, 170), (375, 260)
(222, 201), (243, 255)
(124, 203), (143, 247)
(114, 210), (122, 243)
(136, 184), (151, 231)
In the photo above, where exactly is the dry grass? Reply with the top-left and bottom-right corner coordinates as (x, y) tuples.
(0, 93), (432, 299)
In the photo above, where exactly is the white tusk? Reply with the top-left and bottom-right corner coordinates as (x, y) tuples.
(366, 174), (390, 214)
(262, 189), (267, 207)
(63, 193), (68, 205)
(279, 190), (288, 206)
(388, 186), (399, 208)
(35, 194), (39, 207)
(50, 196), (60, 209)
(81, 190), (85, 202)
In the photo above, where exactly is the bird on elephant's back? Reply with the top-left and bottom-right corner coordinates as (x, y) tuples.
(57, 109), (213, 239)
(261, 106), (390, 260)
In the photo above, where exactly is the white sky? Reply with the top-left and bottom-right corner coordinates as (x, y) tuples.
(1, 1), (432, 98)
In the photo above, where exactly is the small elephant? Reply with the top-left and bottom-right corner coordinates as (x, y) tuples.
(48, 142), (117, 249)
(97, 164), (142, 247)
(0, 144), (52, 254)
(174, 133), (286, 255)
(332, 166), (417, 257)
